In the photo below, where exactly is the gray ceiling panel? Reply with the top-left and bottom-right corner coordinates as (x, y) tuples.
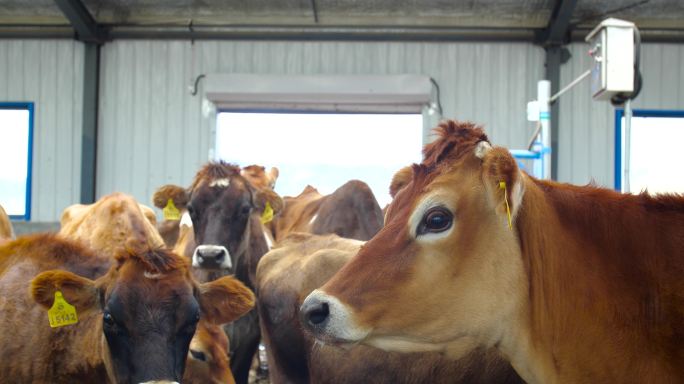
(0, 0), (682, 38)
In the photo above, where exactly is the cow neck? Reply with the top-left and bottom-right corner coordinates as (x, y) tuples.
(509, 176), (684, 383)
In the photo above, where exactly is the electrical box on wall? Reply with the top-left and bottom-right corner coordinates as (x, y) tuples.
(586, 18), (636, 100)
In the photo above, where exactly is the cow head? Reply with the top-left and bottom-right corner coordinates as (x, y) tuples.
(300, 121), (527, 359)
(184, 319), (234, 384)
(31, 241), (254, 384)
(185, 162), (282, 276)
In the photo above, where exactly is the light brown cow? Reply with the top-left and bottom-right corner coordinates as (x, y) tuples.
(59, 193), (165, 257)
(301, 120), (684, 384)
(0, 204), (14, 242)
(153, 184), (190, 247)
(58, 192), (236, 384)
(271, 180), (383, 242)
(185, 320), (234, 384)
(0, 233), (254, 383)
(257, 232), (522, 384)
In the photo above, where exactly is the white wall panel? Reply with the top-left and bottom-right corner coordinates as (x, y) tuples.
(0, 40), (84, 221)
(98, 40), (544, 207)
(558, 43), (684, 188)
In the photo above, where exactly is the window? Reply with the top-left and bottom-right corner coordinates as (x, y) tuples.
(216, 112), (423, 207)
(615, 109), (684, 193)
(0, 103), (34, 220)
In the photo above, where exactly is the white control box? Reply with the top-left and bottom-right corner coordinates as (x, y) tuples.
(585, 18), (635, 100)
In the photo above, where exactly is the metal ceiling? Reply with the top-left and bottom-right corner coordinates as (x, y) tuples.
(0, 0), (683, 42)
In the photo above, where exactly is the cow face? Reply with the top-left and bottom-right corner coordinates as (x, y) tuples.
(188, 174), (251, 273)
(31, 246), (254, 384)
(300, 121), (528, 359)
(185, 162), (281, 277)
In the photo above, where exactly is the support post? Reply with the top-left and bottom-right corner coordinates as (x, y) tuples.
(545, 47), (562, 179)
(538, 80), (552, 180)
(80, 42), (100, 203)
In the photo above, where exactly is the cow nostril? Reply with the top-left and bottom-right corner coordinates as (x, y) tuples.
(307, 302), (329, 326)
(215, 249), (225, 263)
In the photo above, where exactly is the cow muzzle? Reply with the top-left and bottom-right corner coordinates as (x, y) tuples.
(192, 245), (232, 270)
(139, 381), (179, 384)
(300, 289), (370, 344)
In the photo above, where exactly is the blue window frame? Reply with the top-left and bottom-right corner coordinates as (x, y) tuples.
(615, 109), (684, 192)
(0, 102), (34, 220)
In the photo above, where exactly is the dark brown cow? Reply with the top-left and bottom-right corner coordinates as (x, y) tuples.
(271, 180), (383, 242)
(0, 204), (14, 242)
(153, 165), (279, 249)
(0, 233), (254, 384)
(257, 232), (522, 384)
(301, 120), (684, 383)
(162, 161), (283, 384)
(58, 192), (236, 384)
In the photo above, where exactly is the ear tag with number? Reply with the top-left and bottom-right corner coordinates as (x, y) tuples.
(163, 199), (181, 221)
(48, 291), (78, 328)
(260, 201), (274, 224)
(499, 181), (513, 230)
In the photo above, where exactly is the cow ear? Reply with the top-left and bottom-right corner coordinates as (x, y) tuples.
(266, 167), (279, 189)
(254, 188), (284, 216)
(478, 144), (525, 225)
(152, 184), (189, 210)
(31, 270), (100, 313)
(198, 276), (255, 325)
(389, 166), (414, 198)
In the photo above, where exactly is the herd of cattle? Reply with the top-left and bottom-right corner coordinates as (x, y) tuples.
(0, 119), (681, 384)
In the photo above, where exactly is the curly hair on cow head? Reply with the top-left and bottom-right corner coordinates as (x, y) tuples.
(422, 120), (489, 170)
(190, 161), (241, 191)
(116, 238), (189, 275)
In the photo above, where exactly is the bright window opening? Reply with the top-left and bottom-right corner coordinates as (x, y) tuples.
(617, 111), (684, 194)
(0, 104), (33, 220)
(216, 112), (423, 207)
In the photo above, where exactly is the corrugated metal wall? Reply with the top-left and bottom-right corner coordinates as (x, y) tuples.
(0, 40), (84, 221)
(558, 43), (684, 187)
(98, 40), (544, 207)
(4, 38), (681, 220)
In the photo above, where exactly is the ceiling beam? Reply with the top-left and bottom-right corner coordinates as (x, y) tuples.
(53, 0), (107, 43)
(536, 0), (579, 46)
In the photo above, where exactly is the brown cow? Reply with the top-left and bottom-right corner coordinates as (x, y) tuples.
(271, 180), (383, 242)
(0, 204), (14, 242)
(258, 232), (522, 384)
(153, 165), (279, 249)
(0, 233), (254, 383)
(58, 192), (236, 384)
(59, 193), (165, 256)
(161, 161), (283, 384)
(185, 320), (234, 384)
(301, 120), (684, 383)
(153, 184), (190, 247)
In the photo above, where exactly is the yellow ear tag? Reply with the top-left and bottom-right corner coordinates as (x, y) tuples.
(47, 291), (78, 328)
(499, 181), (513, 230)
(163, 199), (181, 221)
(260, 201), (274, 224)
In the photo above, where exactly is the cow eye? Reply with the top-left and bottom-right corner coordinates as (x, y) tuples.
(190, 349), (207, 361)
(240, 205), (252, 216)
(419, 208), (453, 234)
(102, 312), (119, 331)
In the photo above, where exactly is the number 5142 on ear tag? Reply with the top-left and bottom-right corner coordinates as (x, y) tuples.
(48, 291), (78, 328)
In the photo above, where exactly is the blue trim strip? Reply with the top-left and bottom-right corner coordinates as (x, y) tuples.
(614, 108), (684, 192)
(1, 102), (34, 221)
